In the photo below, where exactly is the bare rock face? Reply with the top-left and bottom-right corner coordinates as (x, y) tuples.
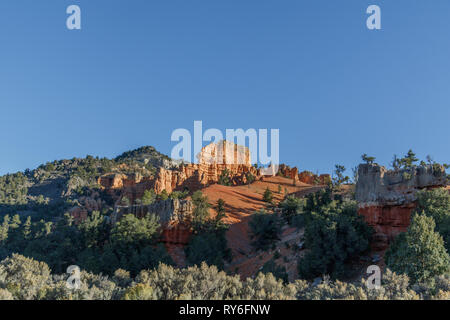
(197, 140), (251, 165)
(112, 199), (194, 245)
(356, 164), (447, 205)
(356, 163), (447, 250)
(297, 171), (331, 185)
(278, 165), (330, 185)
(153, 163), (258, 194)
(98, 173), (129, 189)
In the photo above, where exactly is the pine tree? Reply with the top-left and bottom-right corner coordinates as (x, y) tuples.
(414, 188), (450, 251)
(215, 199), (226, 223)
(361, 154), (376, 164)
(391, 154), (401, 170)
(192, 191), (211, 228)
(159, 189), (169, 201)
(121, 196), (131, 206)
(385, 213), (450, 284)
(22, 216), (32, 241)
(401, 149), (419, 169)
(218, 169), (232, 186)
(0, 215), (10, 244)
(263, 187), (273, 203)
(332, 164), (349, 188)
(141, 189), (156, 205)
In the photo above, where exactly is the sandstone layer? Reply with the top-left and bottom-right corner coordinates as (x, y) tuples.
(356, 163), (447, 250)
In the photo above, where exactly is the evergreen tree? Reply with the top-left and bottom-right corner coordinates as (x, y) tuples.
(385, 214), (450, 284)
(22, 216), (32, 240)
(218, 169), (232, 186)
(361, 154), (376, 164)
(0, 215), (10, 244)
(332, 164), (349, 188)
(400, 149), (419, 169)
(120, 196), (131, 206)
(141, 189), (156, 205)
(215, 199), (226, 224)
(414, 188), (450, 251)
(263, 187), (273, 204)
(249, 209), (281, 251)
(158, 189), (169, 201)
(391, 154), (401, 170)
(191, 191), (211, 228)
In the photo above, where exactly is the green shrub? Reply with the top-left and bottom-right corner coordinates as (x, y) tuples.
(249, 209), (282, 251)
(121, 283), (153, 300)
(141, 190), (156, 205)
(218, 169), (232, 186)
(279, 196), (306, 224)
(261, 259), (288, 283)
(263, 187), (273, 203)
(185, 230), (231, 270)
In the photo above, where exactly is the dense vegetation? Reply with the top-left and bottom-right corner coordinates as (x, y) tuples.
(0, 211), (173, 276)
(249, 209), (282, 251)
(185, 194), (231, 269)
(385, 213), (450, 283)
(297, 189), (372, 279)
(0, 146), (169, 220)
(0, 254), (448, 300)
(0, 147), (449, 300)
(414, 188), (450, 251)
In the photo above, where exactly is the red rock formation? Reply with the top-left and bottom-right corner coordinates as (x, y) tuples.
(98, 142), (260, 201)
(358, 204), (415, 250)
(278, 165), (330, 186)
(153, 163), (259, 194)
(356, 163), (447, 251)
(197, 140), (251, 165)
(98, 173), (129, 189)
(298, 171), (331, 185)
(68, 192), (104, 223)
(98, 142), (336, 205)
(161, 227), (192, 245)
(69, 207), (88, 224)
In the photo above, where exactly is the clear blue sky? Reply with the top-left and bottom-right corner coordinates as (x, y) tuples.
(1, 1), (449, 176)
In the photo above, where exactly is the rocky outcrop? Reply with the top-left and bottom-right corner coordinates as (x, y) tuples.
(153, 163), (258, 194)
(298, 171), (331, 185)
(278, 165), (299, 183)
(69, 191), (105, 223)
(112, 199), (194, 244)
(98, 173), (150, 189)
(196, 140), (251, 165)
(98, 141), (260, 201)
(356, 163), (447, 250)
(278, 165), (330, 186)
